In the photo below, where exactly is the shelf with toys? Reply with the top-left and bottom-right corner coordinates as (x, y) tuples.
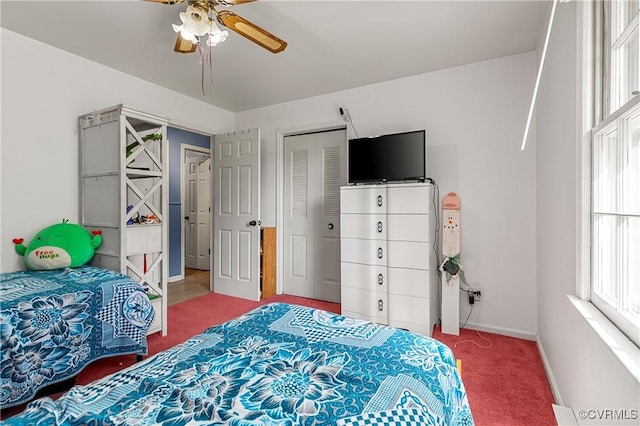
(79, 105), (168, 336)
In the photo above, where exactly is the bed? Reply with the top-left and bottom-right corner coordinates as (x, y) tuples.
(0, 266), (155, 409)
(3, 302), (473, 425)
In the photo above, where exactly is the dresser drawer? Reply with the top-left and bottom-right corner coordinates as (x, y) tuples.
(340, 213), (387, 240)
(341, 186), (387, 214)
(387, 293), (429, 330)
(341, 238), (387, 266)
(387, 267), (430, 298)
(387, 184), (431, 214)
(341, 286), (388, 324)
(386, 241), (431, 269)
(341, 262), (388, 293)
(387, 214), (430, 242)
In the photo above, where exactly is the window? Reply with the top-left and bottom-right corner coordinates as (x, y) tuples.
(591, 0), (640, 346)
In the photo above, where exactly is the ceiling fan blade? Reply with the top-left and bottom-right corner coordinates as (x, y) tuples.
(174, 33), (198, 53)
(216, 10), (287, 53)
(145, 0), (187, 4)
(213, 0), (257, 6)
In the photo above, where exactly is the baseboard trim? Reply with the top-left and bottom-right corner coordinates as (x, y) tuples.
(552, 404), (578, 425)
(168, 274), (185, 283)
(461, 322), (536, 341)
(537, 335), (563, 406)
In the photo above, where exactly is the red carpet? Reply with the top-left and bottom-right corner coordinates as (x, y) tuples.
(2, 293), (556, 425)
(433, 326), (557, 425)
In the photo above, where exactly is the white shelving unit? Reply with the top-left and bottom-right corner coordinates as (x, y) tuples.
(79, 105), (168, 336)
(340, 182), (439, 336)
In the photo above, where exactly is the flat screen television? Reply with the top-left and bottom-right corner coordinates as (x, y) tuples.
(348, 129), (425, 184)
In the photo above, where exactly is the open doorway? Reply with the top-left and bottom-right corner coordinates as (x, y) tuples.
(183, 147), (211, 271)
(165, 143), (211, 305)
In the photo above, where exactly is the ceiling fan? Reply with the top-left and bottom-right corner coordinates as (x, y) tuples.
(146, 0), (287, 54)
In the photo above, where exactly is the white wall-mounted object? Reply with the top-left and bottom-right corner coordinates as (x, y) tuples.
(79, 104), (168, 336)
(340, 182), (439, 336)
(441, 192), (461, 336)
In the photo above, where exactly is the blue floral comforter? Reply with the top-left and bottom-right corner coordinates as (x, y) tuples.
(0, 266), (155, 409)
(3, 302), (473, 425)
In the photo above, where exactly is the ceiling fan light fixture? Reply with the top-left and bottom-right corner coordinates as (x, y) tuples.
(207, 20), (229, 46)
(179, 4), (211, 36)
(171, 3), (230, 50)
(172, 23), (198, 43)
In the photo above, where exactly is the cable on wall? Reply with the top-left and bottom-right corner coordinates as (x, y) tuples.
(429, 179), (441, 270)
(455, 289), (493, 349)
(427, 179), (443, 315)
(338, 107), (360, 138)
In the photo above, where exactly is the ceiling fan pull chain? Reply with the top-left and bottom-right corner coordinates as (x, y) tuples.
(196, 43), (214, 95)
(200, 44), (206, 95)
(209, 45), (214, 85)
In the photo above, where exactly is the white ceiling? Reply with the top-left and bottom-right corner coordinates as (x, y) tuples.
(1, 0), (550, 112)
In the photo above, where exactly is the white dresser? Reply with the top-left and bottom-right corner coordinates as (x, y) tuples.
(340, 182), (439, 336)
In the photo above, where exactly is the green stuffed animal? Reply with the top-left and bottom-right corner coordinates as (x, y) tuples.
(12, 219), (102, 270)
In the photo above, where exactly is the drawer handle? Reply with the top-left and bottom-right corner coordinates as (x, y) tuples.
(378, 273), (384, 285)
(328, 223), (334, 230)
(377, 247), (383, 259)
(377, 195), (383, 207)
(378, 300), (384, 311)
(377, 221), (383, 233)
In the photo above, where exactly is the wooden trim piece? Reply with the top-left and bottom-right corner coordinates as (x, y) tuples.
(261, 227), (276, 298)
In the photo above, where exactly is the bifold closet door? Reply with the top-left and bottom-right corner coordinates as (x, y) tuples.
(283, 129), (346, 303)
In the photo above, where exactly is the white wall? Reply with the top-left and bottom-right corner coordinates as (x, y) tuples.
(236, 52), (538, 338)
(536, 1), (640, 415)
(0, 29), (235, 273)
(5, 7), (639, 412)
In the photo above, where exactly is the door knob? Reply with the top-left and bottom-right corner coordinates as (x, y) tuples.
(249, 220), (261, 227)
(184, 216), (190, 220)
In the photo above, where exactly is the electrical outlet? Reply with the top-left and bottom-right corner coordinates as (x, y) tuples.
(473, 290), (482, 302)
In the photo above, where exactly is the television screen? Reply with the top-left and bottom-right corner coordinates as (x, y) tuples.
(348, 130), (425, 183)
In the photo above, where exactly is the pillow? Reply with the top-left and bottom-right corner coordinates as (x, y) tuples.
(12, 219), (102, 270)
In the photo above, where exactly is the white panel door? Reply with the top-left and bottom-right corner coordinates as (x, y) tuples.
(213, 129), (261, 301)
(185, 154), (211, 271)
(184, 156), (199, 269)
(283, 129), (346, 303)
(196, 158), (211, 270)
